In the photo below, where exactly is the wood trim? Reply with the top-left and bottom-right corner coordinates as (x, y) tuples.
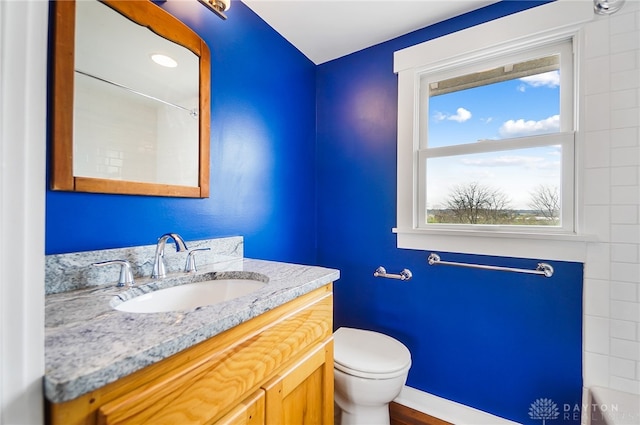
(50, 0), (211, 198)
(390, 402), (453, 425)
(74, 177), (202, 198)
(322, 339), (335, 425)
(50, 0), (75, 191)
(198, 38), (211, 198)
(103, 1), (205, 55)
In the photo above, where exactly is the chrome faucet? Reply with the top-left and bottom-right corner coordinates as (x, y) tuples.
(151, 233), (188, 279)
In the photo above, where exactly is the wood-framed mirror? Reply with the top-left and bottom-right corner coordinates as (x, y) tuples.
(51, 0), (210, 197)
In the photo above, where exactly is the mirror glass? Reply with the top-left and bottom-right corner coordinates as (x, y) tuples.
(51, 0), (210, 197)
(75, 1), (199, 186)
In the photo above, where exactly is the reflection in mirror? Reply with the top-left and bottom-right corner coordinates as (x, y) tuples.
(51, 0), (210, 197)
(74, 1), (200, 186)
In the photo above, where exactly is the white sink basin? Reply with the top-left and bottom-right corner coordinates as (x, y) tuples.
(115, 278), (266, 313)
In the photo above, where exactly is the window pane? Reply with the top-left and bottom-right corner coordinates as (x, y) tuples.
(425, 146), (561, 226)
(427, 55), (560, 148)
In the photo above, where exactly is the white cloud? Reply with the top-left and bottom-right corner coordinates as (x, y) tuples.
(432, 107), (472, 123)
(519, 70), (560, 88)
(498, 114), (560, 137)
(449, 107), (472, 122)
(433, 111), (447, 122)
(461, 155), (546, 168)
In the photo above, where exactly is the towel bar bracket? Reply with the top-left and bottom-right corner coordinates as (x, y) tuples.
(373, 266), (412, 281)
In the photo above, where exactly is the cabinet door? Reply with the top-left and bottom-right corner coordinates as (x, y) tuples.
(214, 390), (265, 425)
(262, 339), (333, 425)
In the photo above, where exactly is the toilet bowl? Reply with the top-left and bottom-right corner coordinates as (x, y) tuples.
(333, 327), (412, 425)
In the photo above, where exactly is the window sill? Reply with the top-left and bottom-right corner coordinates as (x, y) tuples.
(393, 227), (595, 262)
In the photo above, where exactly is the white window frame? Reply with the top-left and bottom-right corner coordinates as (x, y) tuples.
(393, 0), (594, 262)
(418, 40), (574, 233)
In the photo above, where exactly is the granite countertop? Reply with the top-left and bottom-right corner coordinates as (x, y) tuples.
(44, 258), (339, 404)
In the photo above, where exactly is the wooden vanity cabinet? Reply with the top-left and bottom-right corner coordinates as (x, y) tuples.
(47, 284), (334, 425)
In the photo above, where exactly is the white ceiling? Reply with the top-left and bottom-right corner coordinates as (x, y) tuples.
(240, 0), (500, 64)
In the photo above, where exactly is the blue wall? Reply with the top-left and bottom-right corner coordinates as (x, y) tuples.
(46, 1), (583, 423)
(46, 1), (317, 264)
(315, 2), (583, 423)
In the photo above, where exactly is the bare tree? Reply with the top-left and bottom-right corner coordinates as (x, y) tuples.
(529, 184), (559, 223)
(437, 182), (513, 224)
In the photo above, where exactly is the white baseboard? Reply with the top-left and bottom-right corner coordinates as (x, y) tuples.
(394, 386), (521, 425)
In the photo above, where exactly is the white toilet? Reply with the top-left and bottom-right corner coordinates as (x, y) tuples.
(333, 327), (412, 425)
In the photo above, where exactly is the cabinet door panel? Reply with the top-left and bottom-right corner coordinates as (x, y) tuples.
(263, 339), (333, 425)
(214, 390), (265, 425)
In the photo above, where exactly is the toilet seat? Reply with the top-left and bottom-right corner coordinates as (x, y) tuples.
(334, 327), (411, 379)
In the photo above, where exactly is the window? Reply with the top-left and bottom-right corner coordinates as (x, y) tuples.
(393, 0), (593, 261)
(419, 41), (575, 232)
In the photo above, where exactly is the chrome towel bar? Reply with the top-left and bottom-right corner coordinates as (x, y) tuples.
(427, 253), (554, 278)
(374, 266), (413, 281)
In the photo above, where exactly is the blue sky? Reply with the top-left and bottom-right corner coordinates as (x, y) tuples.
(426, 70), (562, 210)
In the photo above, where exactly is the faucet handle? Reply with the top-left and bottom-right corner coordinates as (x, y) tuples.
(92, 260), (135, 287)
(184, 248), (211, 273)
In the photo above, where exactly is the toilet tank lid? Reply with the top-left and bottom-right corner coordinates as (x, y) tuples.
(333, 327), (411, 375)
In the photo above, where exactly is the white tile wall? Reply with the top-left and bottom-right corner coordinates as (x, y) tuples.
(611, 318), (637, 340)
(584, 352), (610, 387)
(610, 356), (636, 379)
(586, 315), (611, 354)
(611, 166), (638, 186)
(585, 130), (612, 167)
(586, 278), (612, 317)
(611, 280), (639, 300)
(583, 0), (640, 396)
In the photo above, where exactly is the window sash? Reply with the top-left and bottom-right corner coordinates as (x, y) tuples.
(414, 37), (575, 234)
(418, 39), (574, 150)
(417, 132), (575, 233)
